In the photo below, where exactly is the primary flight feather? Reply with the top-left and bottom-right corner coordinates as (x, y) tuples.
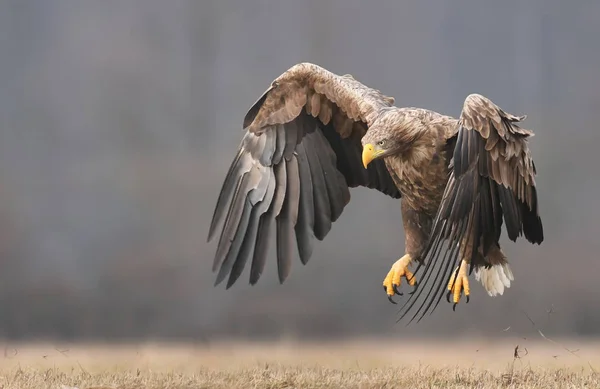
(207, 62), (543, 322)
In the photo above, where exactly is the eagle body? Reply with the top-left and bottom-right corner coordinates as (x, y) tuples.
(208, 62), (544, 322)
(376, 108), (457, 214)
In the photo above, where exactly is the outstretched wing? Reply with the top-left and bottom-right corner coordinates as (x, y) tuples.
(398, 93), (544, 323)
(208, 63), (401, 289)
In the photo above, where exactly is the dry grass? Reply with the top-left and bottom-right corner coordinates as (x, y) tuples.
(0, 338), (597, 388)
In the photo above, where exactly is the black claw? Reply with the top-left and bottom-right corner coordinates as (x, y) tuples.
(466, 295), (470, 304)
(387, 295), (397, 304)
(408, 281), (418, 295)
(453, 303), (457, 311)
(446, 290), (452, 303)
(392, 284), (403, 296)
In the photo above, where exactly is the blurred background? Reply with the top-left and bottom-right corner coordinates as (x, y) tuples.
(0, 0), (598, 342)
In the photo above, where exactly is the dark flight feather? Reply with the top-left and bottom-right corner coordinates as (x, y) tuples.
(276, 155), (300, 283)
(249, 161), (287, 285)
(226, 167), (276, 288)
(302, 132), (333, 240)
(294, 141), (315, 264)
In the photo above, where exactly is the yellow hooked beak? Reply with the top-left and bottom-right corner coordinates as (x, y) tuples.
(362, 143), (384, 168)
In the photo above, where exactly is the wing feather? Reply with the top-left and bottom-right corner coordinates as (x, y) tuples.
(397, 93), (543, 323)
(214, 163), (264, 285)
(249, 161), (287, 285)
(276, 155), (300, 283)
(313, 128), (350, 222)
(226, 166), (276, 288)
(211, 153), (254, 271)
(207, 149), (248, 243)
(209, 62), (401, 288)
(294, 141), (315, 264)
(302, 132), (333, 240)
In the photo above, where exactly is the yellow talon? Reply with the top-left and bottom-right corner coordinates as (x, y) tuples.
(447, 260), (470, 309)
(383, 254), (417, 304)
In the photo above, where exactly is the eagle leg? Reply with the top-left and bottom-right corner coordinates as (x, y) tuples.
(446, 259), (470, 310)
(383, 254), (417, 304)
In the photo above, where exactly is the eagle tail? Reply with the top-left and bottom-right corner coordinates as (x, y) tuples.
(474, 262), (514, 297)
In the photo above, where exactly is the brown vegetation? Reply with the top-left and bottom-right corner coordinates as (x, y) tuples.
(0, 339), (597, 388)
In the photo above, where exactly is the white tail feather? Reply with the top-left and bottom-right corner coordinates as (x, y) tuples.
(474, 263), (514, 296)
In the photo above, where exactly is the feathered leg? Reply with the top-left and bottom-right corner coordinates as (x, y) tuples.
(383, 202), (430, 303)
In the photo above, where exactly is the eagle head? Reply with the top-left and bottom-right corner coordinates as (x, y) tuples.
(361, 109), (425, 168)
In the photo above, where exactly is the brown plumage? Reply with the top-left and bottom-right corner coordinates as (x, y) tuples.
(208, 62), (543, 322)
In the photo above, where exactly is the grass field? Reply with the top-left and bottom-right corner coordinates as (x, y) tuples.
(0, 338), (597, 388)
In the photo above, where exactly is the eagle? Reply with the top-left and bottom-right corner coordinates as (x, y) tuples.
(207, 62), (544, 323)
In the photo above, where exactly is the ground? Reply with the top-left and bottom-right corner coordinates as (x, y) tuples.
(0, 338), (597, 388)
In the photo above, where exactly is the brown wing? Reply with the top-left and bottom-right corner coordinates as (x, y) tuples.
(208, 63), (401, 289)
(398, 93), (544, 323)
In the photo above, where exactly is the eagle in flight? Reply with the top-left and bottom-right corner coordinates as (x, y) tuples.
(207, 63), (543, 323)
